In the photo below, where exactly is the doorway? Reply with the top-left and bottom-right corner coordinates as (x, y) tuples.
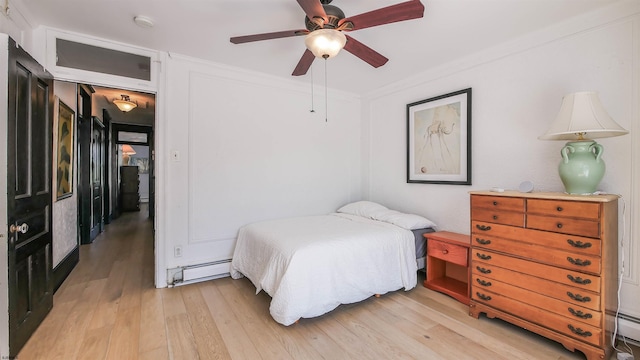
(114, 125), (153, 218)
(77, 86), (155, 243)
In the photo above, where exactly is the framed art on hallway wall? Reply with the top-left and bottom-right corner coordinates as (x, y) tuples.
(407, 88), (472, 185)
(55, 97), (75, 200)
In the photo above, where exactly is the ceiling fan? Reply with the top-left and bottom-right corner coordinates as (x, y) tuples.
(230, 0), (425, 76)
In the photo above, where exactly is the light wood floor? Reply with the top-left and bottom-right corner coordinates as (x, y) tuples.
(18, 208), (638, 360)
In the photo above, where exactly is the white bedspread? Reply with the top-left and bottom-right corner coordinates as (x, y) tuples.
(230, 213), (417, 326)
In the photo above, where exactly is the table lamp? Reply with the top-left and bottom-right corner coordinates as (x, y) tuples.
(539, 91), (628, 194)
(121, 144), (137, 165)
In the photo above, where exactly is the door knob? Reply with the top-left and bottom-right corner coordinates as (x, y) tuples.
(10, 223), (29, 234)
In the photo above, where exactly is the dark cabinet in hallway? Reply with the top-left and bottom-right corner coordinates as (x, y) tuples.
(120, 165), (140, 211)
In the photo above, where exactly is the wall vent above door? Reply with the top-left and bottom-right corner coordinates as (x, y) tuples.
(44, 28), (159, 92)
(56, 39), (151, 81)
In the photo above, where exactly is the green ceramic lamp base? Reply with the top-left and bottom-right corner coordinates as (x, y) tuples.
(558, 140), (605, 195)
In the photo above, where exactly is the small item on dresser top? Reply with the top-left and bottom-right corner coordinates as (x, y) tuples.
(518, 181), (534, 193)
(490, 187), (504, 192)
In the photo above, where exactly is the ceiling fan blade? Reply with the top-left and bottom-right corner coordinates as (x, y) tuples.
(292, 49), (316, 76)
(343, 35), (389, 68)
(297, 0), (327, 25)
(230, 29), (308, 44)
(339, 0), (425, 31)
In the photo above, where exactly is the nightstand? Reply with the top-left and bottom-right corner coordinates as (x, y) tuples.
(423, 231), (471, 305)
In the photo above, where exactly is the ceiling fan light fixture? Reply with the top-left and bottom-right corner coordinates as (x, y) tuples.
(304, 29), (347, 59)
(113, 94), (138, 112)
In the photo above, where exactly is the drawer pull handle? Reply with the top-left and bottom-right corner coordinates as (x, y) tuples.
(567, 239), (592, 249)
(476, 253), (492, 260)
(476, 266), (492, 274)
(476, 224), (492, 231)
(568, 307), (593, 319)
(476, 292), (492, 301)
(568, 324), (592, 337)
(557, 206), (563, 212)
(492, 201), (498, 206)
(492, 215), (498, 220)
(567, 274), (592, 285)
(475, 238), (491, 245)
(556, 223), (563, 229)
(567, 292), (591, 303)
(567, 257), (591, 267)
(441, 250), (449, 255)
(476, 279), (492, 287)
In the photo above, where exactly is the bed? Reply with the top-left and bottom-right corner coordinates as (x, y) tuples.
(230, 201), (436, 326)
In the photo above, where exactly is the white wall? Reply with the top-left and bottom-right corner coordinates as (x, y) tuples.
(364, 2), (640, 339)
(158, 54), (363, 284)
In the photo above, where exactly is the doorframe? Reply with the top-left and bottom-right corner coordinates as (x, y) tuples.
(76, 84), (93, 245)
(0, 34), (12, 358)
(112, 124), (153, 216)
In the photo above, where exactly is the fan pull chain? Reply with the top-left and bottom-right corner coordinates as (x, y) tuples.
(309, 67), (315, 113)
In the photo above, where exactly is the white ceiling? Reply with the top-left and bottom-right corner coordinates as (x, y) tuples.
(21, 0), (619, 95)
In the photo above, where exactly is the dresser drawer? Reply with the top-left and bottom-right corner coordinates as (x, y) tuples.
(472, 266), (601, 312)
(472, 274), (601, 325)
(472, 221), (601, 256)
(471, 195), (524, 212)
(527, 214), (600, 238)
(472, 250), (601, 293)
(427, 240), (468, 267)
(471, 208), (524, 227)
(472, 291), (603, 347)
(527, 199), (600, 220)
(472, 237), (600, 274)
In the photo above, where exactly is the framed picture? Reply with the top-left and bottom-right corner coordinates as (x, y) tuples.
(407, 88), (471, 184)
(55, 98), (75, 200)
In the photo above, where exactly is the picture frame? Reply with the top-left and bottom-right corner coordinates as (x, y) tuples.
(407, 88), (472, 184)
(55, 98), (75, 200)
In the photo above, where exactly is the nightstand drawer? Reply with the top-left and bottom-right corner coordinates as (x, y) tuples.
(427, 240), (468, 267)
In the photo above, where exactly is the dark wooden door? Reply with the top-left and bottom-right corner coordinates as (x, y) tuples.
(7, 38), (54, 358)
(90, 117), (104, 239)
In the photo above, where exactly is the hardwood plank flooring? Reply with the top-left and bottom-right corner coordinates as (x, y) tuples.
(18, 208), (639, 360)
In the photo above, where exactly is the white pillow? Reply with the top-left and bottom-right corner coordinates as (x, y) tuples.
(336, 201), (388, 218)
(372, 209), (437, 230)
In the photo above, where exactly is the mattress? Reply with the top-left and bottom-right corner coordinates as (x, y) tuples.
(413, 227), (434, 270)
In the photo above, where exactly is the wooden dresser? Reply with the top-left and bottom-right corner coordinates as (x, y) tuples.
(468, 191), (618, 360)
(120, 165), (140, 212)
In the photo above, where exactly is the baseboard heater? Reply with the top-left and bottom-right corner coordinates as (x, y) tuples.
(619, 313), (640, 345)
(169, 260), (231, 287)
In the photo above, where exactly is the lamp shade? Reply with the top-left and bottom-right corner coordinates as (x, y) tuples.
(304, 29), (347, 59)
(539, 91), (628, 140)
(121, 144), (136, 155)
(113, 94), (137, 112)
